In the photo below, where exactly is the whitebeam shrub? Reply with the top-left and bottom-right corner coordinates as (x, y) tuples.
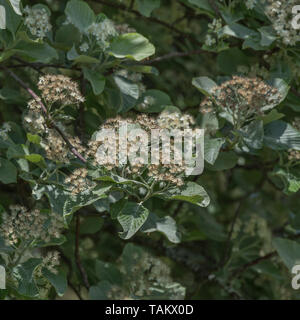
(0, 0), (300, 300)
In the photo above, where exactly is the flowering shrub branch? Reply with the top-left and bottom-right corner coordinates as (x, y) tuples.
(0, 0), (300, 301)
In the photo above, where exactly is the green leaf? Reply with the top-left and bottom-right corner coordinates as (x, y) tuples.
(14, 41), (58, 63)
(123, 64), (159, 75)
(120, 243), (145, 275)
(188, 0), (213, 12)
(240, 120), (264, 150)
(13, 258), (43, 297)
(222, 23), (258, 40)
(163, 182), (210, 207)
(63, 185), (111, 218)
(140, 212), (181, 243)
(0, 5), (5, 29)
(273, 238), (300, 270)
(27, 133), (41, 145)
(67, 45), (99, 64)
(95, 260), (123, 285)
(0, 0), (21, 33)
(89, 280), (112, 300)
(25, 154), (44, 163)
(42, 269), (67, 297)
(0, 157), (17, 183)
(204, 137), (225, 165)
(65, 0), (95, 32)
(217, 48), (248, 75)
(183, 209), (226, 242)
(271, 168), (300, 194)
(109, 33), (155, 61)
(258, 109), (285, 125)
(258, 26), (277, 47)
(96, 174), (144, 187)
(113, 75), (139, 112)
(264, 120), (300, 150)
(136, 89), (172, 113)
(196, 211), (226, 241)
(83, 68), (106, 95)
(80, 216), (104, 234)
(55, 23), (81, 47)
(34, 184), (70, 217)
(136, 0), (160, 17)
(207, 151), (238, 171)
(117, 202), (149, 239)
(110, 198), (127, 219)
(263, 78), (289, 111)
(192, 76), (217, 96)
(8, 0), (21, 15)
(6, 144), (25, 160)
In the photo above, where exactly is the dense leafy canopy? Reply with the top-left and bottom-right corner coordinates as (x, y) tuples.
(0, 0), (300, 300)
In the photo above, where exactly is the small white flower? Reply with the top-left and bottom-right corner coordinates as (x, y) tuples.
(79, 42), (89, 52)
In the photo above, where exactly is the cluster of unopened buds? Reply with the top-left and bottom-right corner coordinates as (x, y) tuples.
(86, 18), (118, 49)
(204, 18), (223, 47)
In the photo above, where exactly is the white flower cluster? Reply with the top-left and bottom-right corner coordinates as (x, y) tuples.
(0, 122), (11, 140)
(121, 251), (186, 299)
(138, 95), (155, 110)
(200, 76), (281, 126)
(41, 129), (86, 163)
(232, 214), (272, 255)
(23, 111), (46, 134)
(38, 74), (85, 106)
(87, 19), (118, 49)
(65, 167), (95, 195)
(24, 6), (52, 39)
(246, 0), (256, 9)
(79, 42), (89, 53)
(37, 251), (61, 275)
(205, 18), (223, 47)
(86, 112), (197, 187)
(157, 111), (195, 130)
(293, 117), (300, 132)
(0, 205), (64, 246)
(265, 0), (300, 45)
(33, 251), (61, 298)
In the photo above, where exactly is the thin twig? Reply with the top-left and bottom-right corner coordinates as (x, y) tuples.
(220, 201), (243, 267)
(129, 0), (135, 10)
(11, 57), (81, 71)
(208, 0), (221, 17)
(2, 66), (87, 163)
(229, 251), (277, 281)
(229, 233), (300, 281)
(75, 214), (90, 290)
(144, 50), (206, 64)
(94, 0), (202, 45)
(12, 57), (45, 75)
